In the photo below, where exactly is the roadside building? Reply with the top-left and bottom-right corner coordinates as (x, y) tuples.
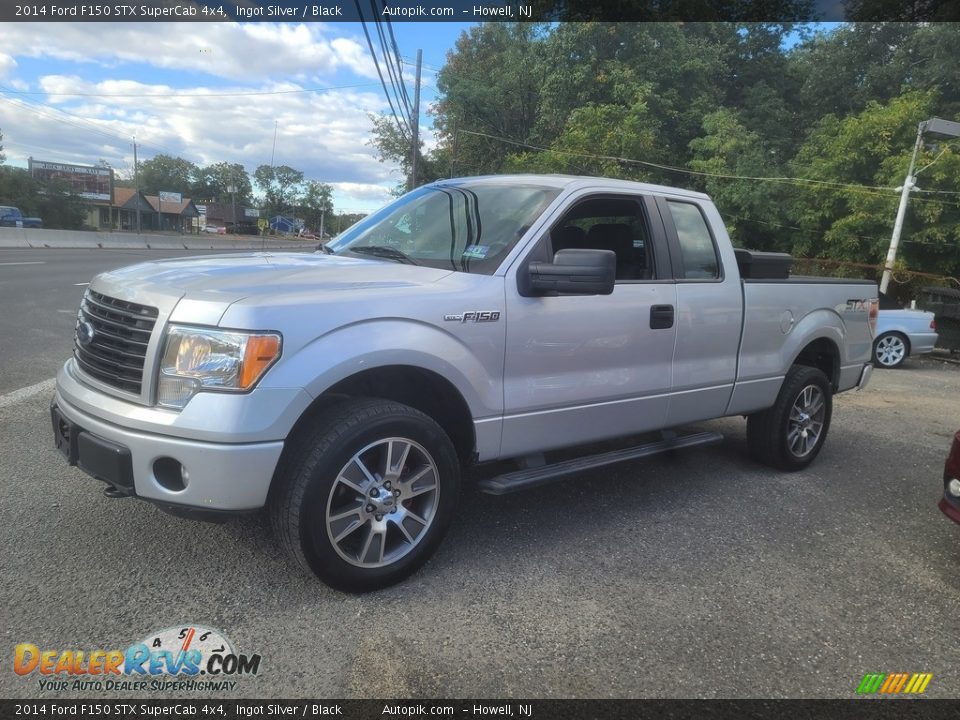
(145, 194), (200, 233)
(269, 215), (303, 234)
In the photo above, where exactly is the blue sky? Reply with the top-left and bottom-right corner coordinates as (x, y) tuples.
(0, 21), (475, 212)
(0, 21), (837, 213)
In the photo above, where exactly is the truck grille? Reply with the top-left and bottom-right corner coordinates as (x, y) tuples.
(73, 290), (158, 395)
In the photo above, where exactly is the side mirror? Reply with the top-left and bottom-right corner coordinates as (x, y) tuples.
(524, 248), (616, 296)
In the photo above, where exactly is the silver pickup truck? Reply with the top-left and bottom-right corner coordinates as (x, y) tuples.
(52, 175), (878, 591)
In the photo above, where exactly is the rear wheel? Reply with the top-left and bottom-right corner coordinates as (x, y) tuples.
(271, 398), (460, 592)
(873, 332), (909, 368)
(747, 365), (833, 471)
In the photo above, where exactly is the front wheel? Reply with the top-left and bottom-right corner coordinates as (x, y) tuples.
(873, 332), (909, 368)
(271, 399), (460, 592)
(747, 365), (833, 471)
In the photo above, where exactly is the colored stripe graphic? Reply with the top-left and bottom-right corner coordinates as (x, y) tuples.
(856, 673), (886, 694)
(856, 673), (932, 695)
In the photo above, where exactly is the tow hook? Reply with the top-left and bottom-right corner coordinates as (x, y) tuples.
(103, 486), (129, 499)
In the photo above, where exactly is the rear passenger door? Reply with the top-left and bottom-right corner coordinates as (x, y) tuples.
(500, 192), (678, 457)
(656, 197), (742, 426)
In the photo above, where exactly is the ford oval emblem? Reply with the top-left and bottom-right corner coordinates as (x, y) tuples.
(77, 321), (96, 346)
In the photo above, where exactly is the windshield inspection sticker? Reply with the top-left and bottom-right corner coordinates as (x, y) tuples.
(462, 245), (490, 259)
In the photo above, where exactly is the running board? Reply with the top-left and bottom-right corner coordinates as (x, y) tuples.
(476, 431), (723, 496)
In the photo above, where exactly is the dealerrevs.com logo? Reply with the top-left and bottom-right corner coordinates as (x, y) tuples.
(14, 625), (262, 693)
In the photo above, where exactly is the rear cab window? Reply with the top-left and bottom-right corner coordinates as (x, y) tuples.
(665, 200), (720, 280)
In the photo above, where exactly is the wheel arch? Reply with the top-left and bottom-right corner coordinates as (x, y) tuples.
(276, 364), (477, 476)
(792, 337), (841, 390)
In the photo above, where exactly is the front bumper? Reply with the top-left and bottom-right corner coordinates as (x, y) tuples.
(52, 392), (284, 514)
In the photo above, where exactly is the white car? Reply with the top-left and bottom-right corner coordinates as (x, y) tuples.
(873, 293), (938, 368)
(203, 225), (226, 234)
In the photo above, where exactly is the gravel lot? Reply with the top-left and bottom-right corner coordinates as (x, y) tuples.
(2, 356), (959, 700)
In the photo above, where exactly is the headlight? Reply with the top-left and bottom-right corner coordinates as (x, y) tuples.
(157, 325), (282, 409)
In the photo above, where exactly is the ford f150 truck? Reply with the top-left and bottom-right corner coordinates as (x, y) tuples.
(51, 175), (878, 592)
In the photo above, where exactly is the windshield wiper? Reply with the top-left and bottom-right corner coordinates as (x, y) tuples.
(348, 245), (419, 265)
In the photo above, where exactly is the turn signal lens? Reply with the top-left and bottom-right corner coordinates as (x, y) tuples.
(240, 335), (282, 389)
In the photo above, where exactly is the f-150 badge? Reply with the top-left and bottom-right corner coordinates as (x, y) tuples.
(444, 311), (501, 323)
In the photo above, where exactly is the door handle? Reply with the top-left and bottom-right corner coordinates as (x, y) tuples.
(650, 304), (674, 329)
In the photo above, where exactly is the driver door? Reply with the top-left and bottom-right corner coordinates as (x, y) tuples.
(500, 192), (678, 457)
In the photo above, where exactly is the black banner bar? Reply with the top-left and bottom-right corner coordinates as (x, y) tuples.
(3, 0), (960, 23)
(3, 700), (960, 720)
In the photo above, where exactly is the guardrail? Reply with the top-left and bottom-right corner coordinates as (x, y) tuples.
(0, 226), (313, 251)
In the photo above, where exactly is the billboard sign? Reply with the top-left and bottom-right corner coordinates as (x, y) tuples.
(28, 159), (112, 201)
(159, 191), (182, 204)
(244, 208), (260, 218)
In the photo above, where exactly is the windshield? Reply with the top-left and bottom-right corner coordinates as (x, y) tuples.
(326, 182), (560, 274)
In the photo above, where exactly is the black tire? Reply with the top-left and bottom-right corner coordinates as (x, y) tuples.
(271, 398), (460, 593)
(872, 331), (909, 369)
(746, 365), (833, 472)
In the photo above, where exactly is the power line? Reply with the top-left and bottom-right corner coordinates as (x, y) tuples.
(354, 0), (410, 138)
(371, 0), (412, 120)
(457, 129), (902, 194)
(381, 10), (413, 113)
(0, 82), (384, 99)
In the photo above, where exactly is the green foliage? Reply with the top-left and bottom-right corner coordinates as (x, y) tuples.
(253, 164), (304, 218)
(0, 128), (5, 165)
(298, 181), (334, 232)
(0, 166), (85, 230)
(368, 21), (960, 285)
(136, 154), (197, 195)
(191, 162), (252, 204)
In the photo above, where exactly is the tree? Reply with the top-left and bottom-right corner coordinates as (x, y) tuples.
(0, 166), (85, 230)
(253, 164), (304, 218)
(0, 128), (5, 165)
(786, 91), (960, 279)
(688, 108), (790, 251)
(136, 154), (197, 196)
(299, 181), (334, 234)
(192, 162), (252, 204)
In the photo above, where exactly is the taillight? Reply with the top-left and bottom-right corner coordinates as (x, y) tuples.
(946, 432), (960, 480)
(930, 318), (937, 331)
(867, 298), (879, 337)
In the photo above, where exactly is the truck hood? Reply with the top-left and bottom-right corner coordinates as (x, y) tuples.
(98, 252), (455, 301)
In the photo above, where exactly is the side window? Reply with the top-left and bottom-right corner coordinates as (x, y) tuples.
(667, 201), (719, 279)
(549, 196), (654, 281)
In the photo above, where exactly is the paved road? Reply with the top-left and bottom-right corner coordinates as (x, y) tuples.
(1, 252), (959, 699)
(0, 247), (309, 394)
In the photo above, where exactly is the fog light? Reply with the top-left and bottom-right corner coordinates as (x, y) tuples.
(153, 457), (188, 492)
(948, 479), (960, 498)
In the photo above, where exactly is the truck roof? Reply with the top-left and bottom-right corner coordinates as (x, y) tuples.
(428, 174), (710, 201)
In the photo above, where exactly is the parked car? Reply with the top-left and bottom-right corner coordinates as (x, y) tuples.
(51, 175), (878, 592)
(203, 225), (226, 235)
(872, 292), (938, 368)
(0, 206), (42, 228)
(939, 430), (960, 526)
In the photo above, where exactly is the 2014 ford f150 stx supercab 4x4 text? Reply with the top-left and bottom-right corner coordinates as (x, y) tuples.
(52, 175), (878, 591)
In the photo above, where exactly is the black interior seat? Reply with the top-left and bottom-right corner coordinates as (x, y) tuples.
(551, 225), (588, 254)
(586, 224), (635, 279)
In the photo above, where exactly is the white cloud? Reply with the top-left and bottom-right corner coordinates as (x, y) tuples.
(0, 22), (378, 82)
(0, 22), (419, 210)
(0, 53), (16, 79)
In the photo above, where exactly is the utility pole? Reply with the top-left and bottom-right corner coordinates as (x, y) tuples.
(880, 122), (925, 295)
(270, 120), (278, 167)
(409, 49), (422, 192)
(132, 138), (142, 234)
